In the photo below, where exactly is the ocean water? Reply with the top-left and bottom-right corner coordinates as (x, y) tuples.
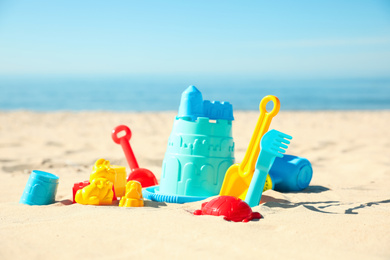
(0, 76), (389, 111)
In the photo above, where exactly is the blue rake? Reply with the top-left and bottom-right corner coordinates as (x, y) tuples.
(245, 129), (292, 207)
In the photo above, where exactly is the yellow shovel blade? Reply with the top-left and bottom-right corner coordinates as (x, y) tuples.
(219, 164), (253, 199)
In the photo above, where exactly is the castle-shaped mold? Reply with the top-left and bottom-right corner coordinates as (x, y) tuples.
(158, 86), (235, 197)
(177, 86), (234, 121)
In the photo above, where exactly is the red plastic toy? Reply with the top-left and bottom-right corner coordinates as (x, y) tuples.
(72, 180), (117, 203)
(193, 196), (262, 222)
(72, 181), (90, 203)
(112, 125), (158, 188)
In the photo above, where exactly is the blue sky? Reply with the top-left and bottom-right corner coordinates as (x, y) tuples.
(0, 0), (389, 78)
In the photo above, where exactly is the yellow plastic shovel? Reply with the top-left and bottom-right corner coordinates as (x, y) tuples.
(219, 95), (280, 199)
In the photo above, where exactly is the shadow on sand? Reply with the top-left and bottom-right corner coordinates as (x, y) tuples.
(261, 185), (390, 215)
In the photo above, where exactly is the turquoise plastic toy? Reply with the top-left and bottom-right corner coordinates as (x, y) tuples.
(158, 117), (234, 196)
(142, 86), (235, 203)
(143, 186), (209, 204)
(178, 86), (234, 121)
(20, 170), (59, 205)
(245, 130), (292, 207)
(268, 155), (313, 192)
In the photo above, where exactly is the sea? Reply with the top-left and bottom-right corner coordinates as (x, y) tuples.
(0, 76), (389, 111)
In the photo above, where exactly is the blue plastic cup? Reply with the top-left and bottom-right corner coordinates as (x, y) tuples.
(268, 155), (313, 192)
(20, 170), (59, 205)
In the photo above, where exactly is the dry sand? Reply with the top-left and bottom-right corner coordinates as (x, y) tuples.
(0, 110), (389, 259)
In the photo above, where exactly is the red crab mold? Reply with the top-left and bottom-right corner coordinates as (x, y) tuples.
(193, 196), (262, 222)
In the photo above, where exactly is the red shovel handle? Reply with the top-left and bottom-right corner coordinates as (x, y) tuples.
(112, 125), (139, 171)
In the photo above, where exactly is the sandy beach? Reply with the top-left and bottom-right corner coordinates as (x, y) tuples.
(0, 110), (389, 259)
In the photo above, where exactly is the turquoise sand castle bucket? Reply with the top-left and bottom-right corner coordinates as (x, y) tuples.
(143, 86), (235, 203)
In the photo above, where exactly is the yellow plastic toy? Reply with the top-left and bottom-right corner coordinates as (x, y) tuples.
(90, 159), (127, 198)
(90, 159), (116, 183)
(119, 181), (144, 207)
(219, 95), (280, 199)
(75, 178), (114, 205)
(111, 165), (127, 197)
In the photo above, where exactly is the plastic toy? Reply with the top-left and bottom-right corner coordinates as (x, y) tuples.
(111, 165), (127, 197)
(75, 178), (114, 205)
(245, 130), (292, 207)
(143, 86), (234, 203)
(119, 181), (144, 207)
(89, 158), (127, 197)
(143, 186), (209, 204)
(73, 180), (117, 203)
(219, 95), (280, 199)
(72, 181), (90, 203)
(90, 158), (116, 183)
(158, 117), (234, 197)
(112, 125), (158, 188)
(265, 155), (313, 192)
(193, 196), (262, 222)
(178, 85), (234, 121)
(20, 170), (59, 205)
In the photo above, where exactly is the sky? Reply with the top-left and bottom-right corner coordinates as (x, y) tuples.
(0, 0), (389, 79)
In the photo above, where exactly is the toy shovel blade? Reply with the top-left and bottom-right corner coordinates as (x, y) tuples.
(219, 164), (251, 199)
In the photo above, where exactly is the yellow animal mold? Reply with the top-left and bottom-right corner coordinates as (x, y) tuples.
(90, 159), (127, 197)
(75, 178), (114, 205)
(119, 181), (144, 207)
(90, 159), (116, 183)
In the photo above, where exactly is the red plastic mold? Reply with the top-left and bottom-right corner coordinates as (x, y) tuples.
(193, 196), (262, 222)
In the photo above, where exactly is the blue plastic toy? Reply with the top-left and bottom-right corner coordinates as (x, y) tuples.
(268, 155), (313, 192)
(20, 170), (59, 205)
(178, 86), (234, 121)
(143, 186), (209, 204)
(245, 130), (292, 207)
(143, 86), (235, 203)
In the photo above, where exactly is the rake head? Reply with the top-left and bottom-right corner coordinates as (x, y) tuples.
(261, 129), (292, 158)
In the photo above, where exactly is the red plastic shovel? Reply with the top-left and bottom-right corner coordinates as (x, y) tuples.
(112, 125), (158, 188)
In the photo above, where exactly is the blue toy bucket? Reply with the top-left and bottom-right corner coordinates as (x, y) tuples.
(20, 170), (59, 205)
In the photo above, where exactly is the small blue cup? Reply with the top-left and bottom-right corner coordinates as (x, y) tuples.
(20, 170), (59, 205)
(269, 155), (313, 192)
